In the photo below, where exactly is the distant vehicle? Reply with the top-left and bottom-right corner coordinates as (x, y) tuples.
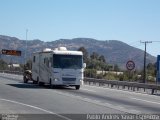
(23, 70), (32, 83)
(24, 47), (86, 90)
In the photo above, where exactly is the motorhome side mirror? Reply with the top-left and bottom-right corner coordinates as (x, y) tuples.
(83, 63), (86, 68)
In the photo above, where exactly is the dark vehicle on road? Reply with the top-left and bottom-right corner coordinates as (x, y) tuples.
(23, 70), (32, 83)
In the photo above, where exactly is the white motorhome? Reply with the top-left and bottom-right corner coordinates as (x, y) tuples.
(32, 47), (86, 90)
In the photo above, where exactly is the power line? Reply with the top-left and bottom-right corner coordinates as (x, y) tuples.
(151, 41), (160, 42)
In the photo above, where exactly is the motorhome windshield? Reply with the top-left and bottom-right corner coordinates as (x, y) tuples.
(53, 54), (83, 69)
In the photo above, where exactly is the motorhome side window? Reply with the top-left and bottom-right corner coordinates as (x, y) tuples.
(33, 56), (36, 63)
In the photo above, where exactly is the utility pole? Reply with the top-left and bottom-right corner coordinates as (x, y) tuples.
(25, 29), (28, 65)
(140, 41), (152, 83)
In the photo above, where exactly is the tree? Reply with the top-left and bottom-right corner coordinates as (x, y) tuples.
(99, 55), (106, 63)
(114, 64), (120, 71)
(78, 47), (88, 63)
(0, 59), (8, 70)
(77, 47), (122, 79)
(147, 62), (156, 76)
(24, 59), (32, 70)
(90, 52), (99, 60)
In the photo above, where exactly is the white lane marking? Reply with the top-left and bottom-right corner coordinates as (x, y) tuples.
(81, 88), (96, 92)
(54, 90), (141, 114)
(130, 97), (160, 105)
(0, 98), (72, 120)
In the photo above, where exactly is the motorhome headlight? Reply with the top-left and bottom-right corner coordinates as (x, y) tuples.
(54, 78), (60, 81)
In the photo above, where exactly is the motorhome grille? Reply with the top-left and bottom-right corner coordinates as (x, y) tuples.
(62, 78), (76, 81)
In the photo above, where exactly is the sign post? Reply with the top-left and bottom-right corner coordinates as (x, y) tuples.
(126, 60), (135, 81)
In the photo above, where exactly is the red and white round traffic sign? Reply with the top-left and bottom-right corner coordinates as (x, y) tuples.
(126, 60), (135, 70)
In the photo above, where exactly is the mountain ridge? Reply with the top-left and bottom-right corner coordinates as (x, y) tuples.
(0, 35), (156, 70)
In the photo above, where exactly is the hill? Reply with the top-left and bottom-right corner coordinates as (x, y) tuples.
(0, 35), (156, 70)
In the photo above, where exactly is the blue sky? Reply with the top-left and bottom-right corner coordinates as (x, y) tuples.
(0, 0), (160, 56)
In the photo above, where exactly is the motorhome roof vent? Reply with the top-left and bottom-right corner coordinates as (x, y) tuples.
(58, 47), (67, 51)
(43, 48), (52, 52)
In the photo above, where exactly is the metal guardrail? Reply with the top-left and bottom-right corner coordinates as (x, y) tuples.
(84, 77), (160, 95)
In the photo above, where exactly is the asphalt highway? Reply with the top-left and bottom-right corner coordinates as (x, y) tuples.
(0, 73), (160, 120)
